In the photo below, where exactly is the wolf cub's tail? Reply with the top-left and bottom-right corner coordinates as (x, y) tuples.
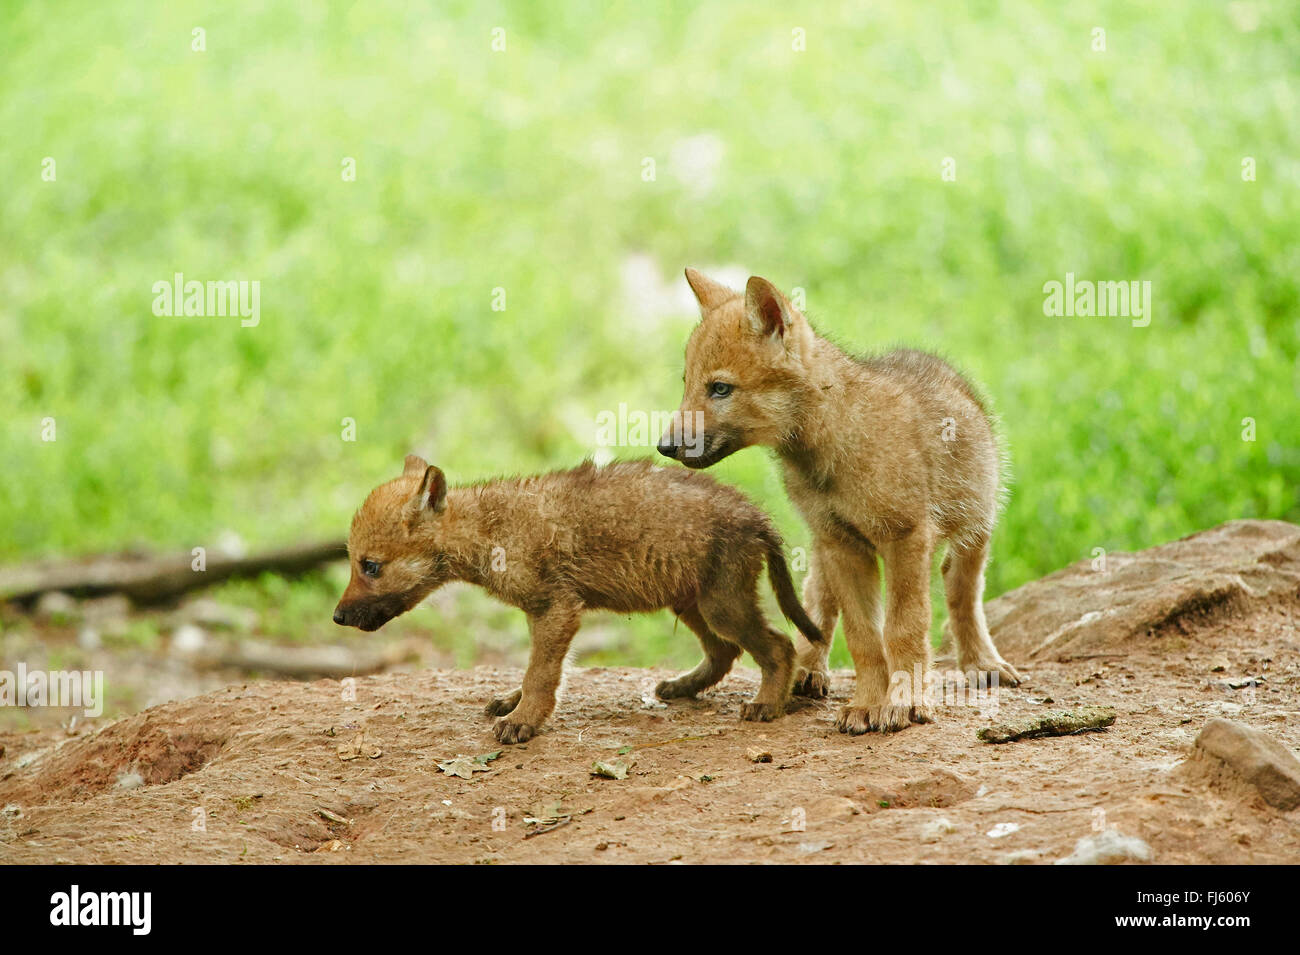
(759, 528), (826, 646)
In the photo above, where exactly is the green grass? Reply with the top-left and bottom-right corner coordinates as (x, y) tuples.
(2, 1), (1297, 670)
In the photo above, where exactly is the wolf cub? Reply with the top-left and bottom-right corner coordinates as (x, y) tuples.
(659, 269), (1021, 734)
(334, 455), (824, 743)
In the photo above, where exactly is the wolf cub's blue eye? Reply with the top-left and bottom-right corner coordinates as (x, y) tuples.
(361, 559), (382, 578)
(709, 381), (734, 398)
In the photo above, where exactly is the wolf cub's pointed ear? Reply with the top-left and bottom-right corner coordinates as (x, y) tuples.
(406, 465), (447, 524)
(403, 454), (429, 477)
(744, 276), (793, 340)
(684, 268), (736, 313)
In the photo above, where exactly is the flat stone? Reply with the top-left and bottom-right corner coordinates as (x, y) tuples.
(1055, 829), (1153, 865)
(1194, 718), (1300, 811)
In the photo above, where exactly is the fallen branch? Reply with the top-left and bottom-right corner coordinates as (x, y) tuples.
(632, 733), (714, 751)
(0, 540), (346, 607)
(188, 637), (421, 680)
(977, 705), (1116, 744)
(523, 816), (572, 839)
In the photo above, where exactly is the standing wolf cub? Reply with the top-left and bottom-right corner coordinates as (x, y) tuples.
(658, 269), (1021, 735)
(333, 455), (824, 743)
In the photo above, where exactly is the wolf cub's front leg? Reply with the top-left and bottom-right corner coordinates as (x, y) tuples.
(856, 532), (936, 731)
(492, 602), (582, 744)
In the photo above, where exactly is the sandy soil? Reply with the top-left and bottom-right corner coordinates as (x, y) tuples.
(2, 594), (1297, 864)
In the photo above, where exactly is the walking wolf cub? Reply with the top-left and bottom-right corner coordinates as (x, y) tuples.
(658, 269), (1021, 734)
(333, 455), (824, 743)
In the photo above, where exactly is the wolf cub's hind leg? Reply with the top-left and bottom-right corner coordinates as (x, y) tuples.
(941, 536), (1022, 688)
(484, 687), (522, 717)
(656, 604), (742, 701)
(792, 553), (838, 698)
(696, 588), (795, 722)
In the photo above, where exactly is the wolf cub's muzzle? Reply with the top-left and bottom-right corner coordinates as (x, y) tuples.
(333, 594), (408, 632)
(658, 430), (740, 469)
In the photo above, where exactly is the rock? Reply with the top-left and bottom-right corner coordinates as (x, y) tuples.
(984, 520), (1300, 660)
(746, 747), (772, 763)
(796, 840), (832, 853)
(920, 817), (955, 843)
(1225, 676), (1264, 689)
(80, 594), (132, 625)
(808, 795), (860, 822)
(1001, 849), (1043, 865)
(115, 771), (145, 790)
(34, 591), (79, 624)
(1208, 701), (1245, 717)
(170, 623), (208, 653)
(1193, 718), (1300, 810)
(1056, 829), (1154, 864)
(215, 530), (248, 559)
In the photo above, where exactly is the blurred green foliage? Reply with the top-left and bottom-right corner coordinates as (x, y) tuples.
(2, 2), (1296, 668)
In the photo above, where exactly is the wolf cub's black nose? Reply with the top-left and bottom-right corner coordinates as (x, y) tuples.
(656, 439), (679, 459)
(333, 609), (346, 625)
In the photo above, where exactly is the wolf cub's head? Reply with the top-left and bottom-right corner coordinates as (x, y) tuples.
(333, 454), (452, 631)
(658, 269), (815, 468)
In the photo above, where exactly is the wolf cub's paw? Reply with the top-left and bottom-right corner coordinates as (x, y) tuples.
(484, 689), (523, 717)
(907, 702), (936, 724)
(493, 717), (537, 744)
(739, 701), (784, 722)
(959, 657), (1023, 688)
(654, 676), (702, 700)
(792, 666), (831, 698)
(836, 703), (927, 734)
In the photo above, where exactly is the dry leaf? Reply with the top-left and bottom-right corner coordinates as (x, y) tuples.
(592, 758), (633, 779)
(524, 798), (566, 825)
(336, 726), (382, 761)
(437, 750), (501, 779)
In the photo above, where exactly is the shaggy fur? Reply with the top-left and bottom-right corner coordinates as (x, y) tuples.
(334, 455), (824, 743)
(658, 269), (1022, 735)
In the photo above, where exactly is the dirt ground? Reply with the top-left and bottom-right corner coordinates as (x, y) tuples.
(2, 520), (1298, 864)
